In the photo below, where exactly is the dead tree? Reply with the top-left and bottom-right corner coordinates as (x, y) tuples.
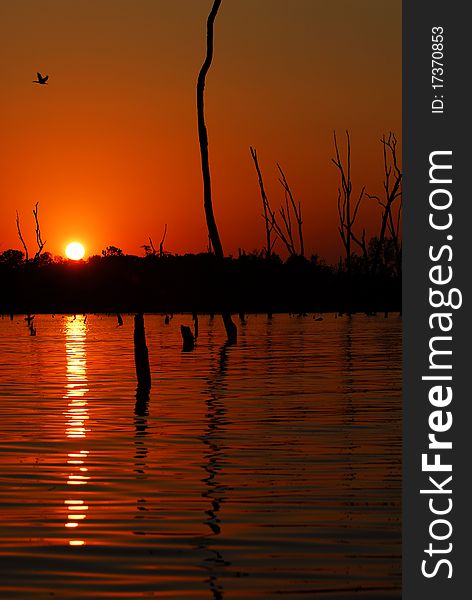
(277, 164), (304, 257)
(197, 0), (237, 344)
(249, 148), (305, 258)
(16, 203), (46, 334)
(146, 225), (167, 257)
(148, 237), (157, 255)
(32, 202), (46, 261)
(332, 130), (366, 276)
(367, 132), (402, 275)
(16, 211), (29, 261)
(159, 224), (167, 257)
(250, 146), (276, 257)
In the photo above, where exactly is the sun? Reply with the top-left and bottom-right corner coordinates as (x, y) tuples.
(65, 242), (85, 261)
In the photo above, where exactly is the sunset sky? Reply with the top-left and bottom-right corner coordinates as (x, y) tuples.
(0, 0), (401, 263)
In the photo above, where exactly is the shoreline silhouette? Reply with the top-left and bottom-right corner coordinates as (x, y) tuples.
(0, 249), (400, 315)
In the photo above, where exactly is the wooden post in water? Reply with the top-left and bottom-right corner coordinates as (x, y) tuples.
(134, 313), (151, 394)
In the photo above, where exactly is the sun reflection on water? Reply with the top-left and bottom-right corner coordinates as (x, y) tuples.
(63, 316), (90, 546)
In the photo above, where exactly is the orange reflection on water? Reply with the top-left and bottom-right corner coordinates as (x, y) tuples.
(63, 317), (90, 546)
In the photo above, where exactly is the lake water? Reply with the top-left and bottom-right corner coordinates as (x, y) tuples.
(0, 313), (401, 599)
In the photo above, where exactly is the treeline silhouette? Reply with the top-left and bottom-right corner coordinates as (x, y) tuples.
(0, 245), (400, 315)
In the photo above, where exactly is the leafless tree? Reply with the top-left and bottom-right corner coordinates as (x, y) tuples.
(148, 237), (157, 255)
(197, 0), (237, 344)
(16, 211), (29, 261)
(250, 146), (276, 257)
(159, 224), (167, 258)
(15, 202), (46, 263)
(147, 224), (168, 257)
(250, 148), (305, 258)
(33, 202), (46, 261)
(15, 204), (45, 335)
(271, 195), (297, 256)
(332, 130), (366, 275)
(277, 164), (304, 257)
(366, 132), (402, 275)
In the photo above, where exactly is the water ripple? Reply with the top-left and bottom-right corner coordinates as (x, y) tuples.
(0, 313), (401, 598)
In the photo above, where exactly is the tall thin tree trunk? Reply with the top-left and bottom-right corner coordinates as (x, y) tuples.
(197, 0), (237, 344)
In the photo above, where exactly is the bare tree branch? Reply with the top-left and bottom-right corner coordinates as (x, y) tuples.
(159, 223), (167, 257)
(16, 210), (29, 262)
(250, 146), (274, 257)
(250, 147), (306, 258)
(277, 164), (304, 258)
(33, 202), (46, 261)
(332, 130), (366, 276)
(369, 132), (402, 275)
(148, 236), (157, 255)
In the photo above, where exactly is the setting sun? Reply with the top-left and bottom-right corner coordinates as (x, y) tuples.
(65, 242), (85, 261)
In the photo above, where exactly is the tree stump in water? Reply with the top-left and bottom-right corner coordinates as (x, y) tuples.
(25, 314), (36, 336)
(134, 313), (151, 394)
(222, 313), (237, 345)
(180, 325), (195, 352)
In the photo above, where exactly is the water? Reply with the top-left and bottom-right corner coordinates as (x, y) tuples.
(0, 313), (401, 599)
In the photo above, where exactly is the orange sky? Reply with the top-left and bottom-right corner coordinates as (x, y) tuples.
(0, 0), (401, 263)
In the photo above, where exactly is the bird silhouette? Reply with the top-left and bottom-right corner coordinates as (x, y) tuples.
(33, 72), (49, 85)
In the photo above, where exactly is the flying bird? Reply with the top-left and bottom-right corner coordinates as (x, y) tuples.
(33, 72), (49, 85)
